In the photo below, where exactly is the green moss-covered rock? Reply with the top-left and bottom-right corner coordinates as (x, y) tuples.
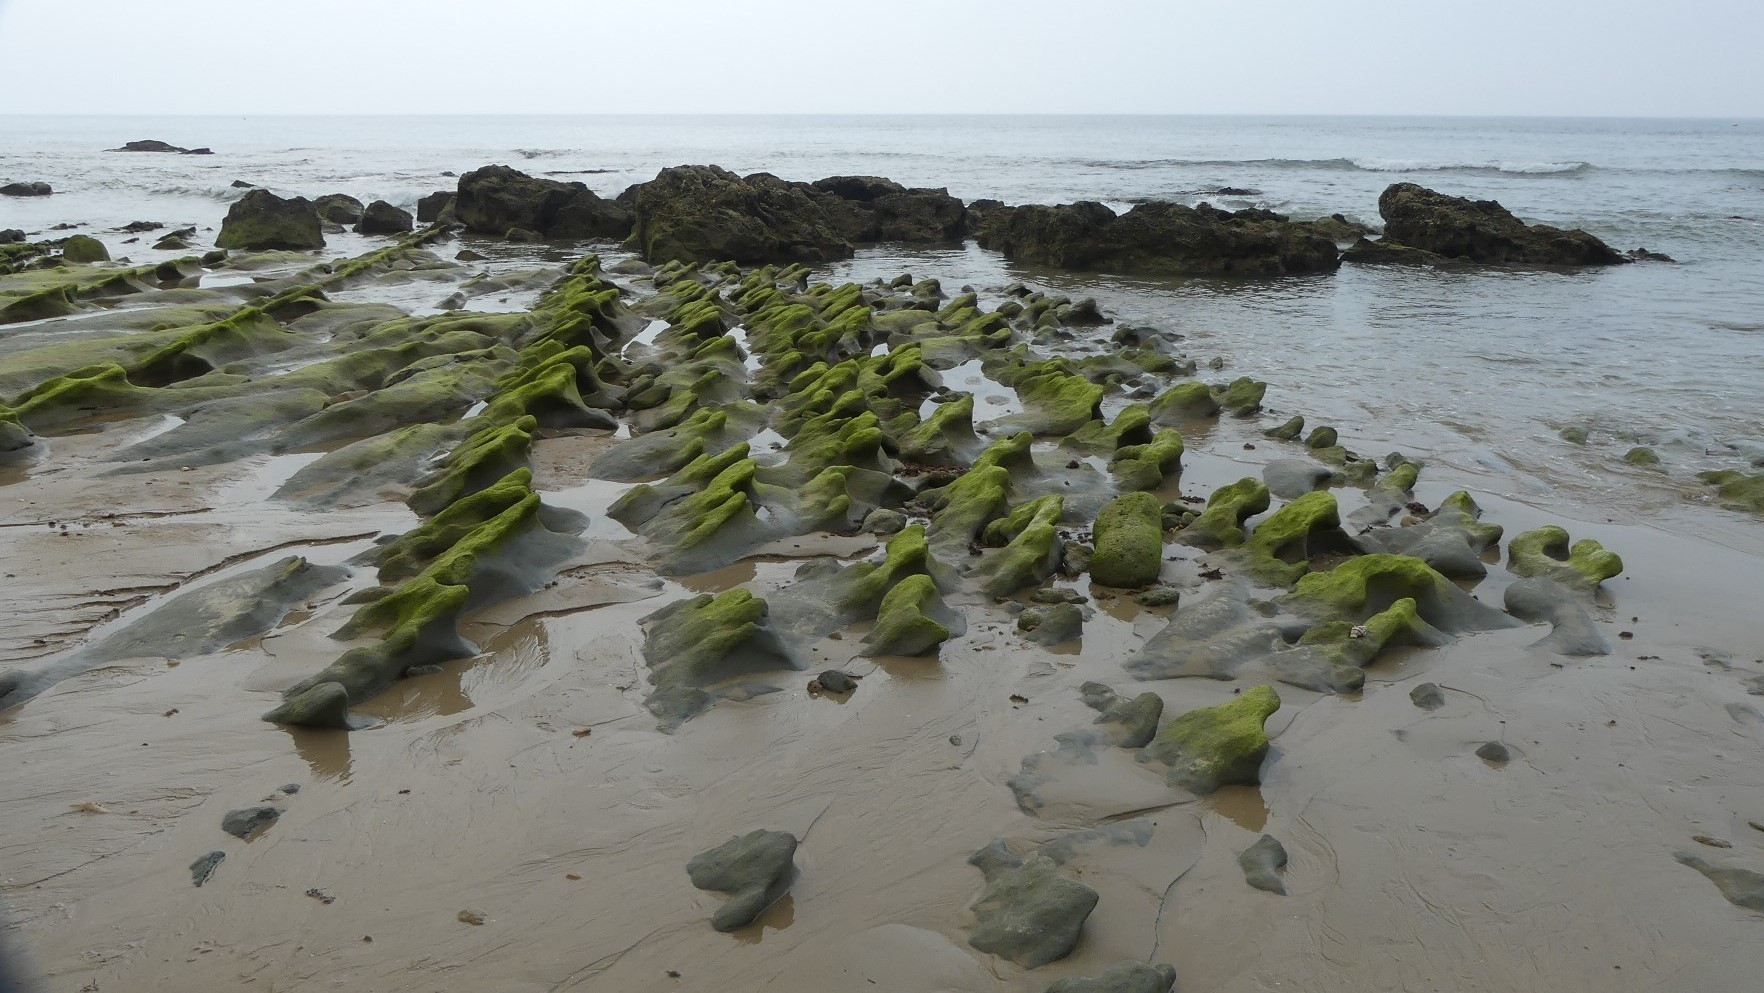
(1699, 470), (1764, 513)
(407, 415), (536, 516)
(1280, 552), (1516, 636)
(374, 469), (536, 581)
(1214, 376), (1266, 416)
(1141, 684), (1280, 794)
(831, 524), (938, 619)
(926, 464), (1011, 547)
(61, 235), (110, 263)
(1090, 492), (1163, 588)
(861, 574), (951, 656)
(11, 362), (150, 428)
(1179, 477), (1271, 548)
(1263, 414), (1304, 441)
(1148, 381), (1218, 423)
(1621, 446), (1661, 469)
(1244, 491), (1348, 586)
(1274, 597), (1446, 693)
(974, 495), (1064, 598)
(1007, 365), (1104, 435)
(216, 189), (324, 251)
(127, 307), (295, 386)
(899, 395), (981, 466)
(1507, 525), (1623, 592)
(640, 588), (792, 726)
(1109, 428), (1184, 491)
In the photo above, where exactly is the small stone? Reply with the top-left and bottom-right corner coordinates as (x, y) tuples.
(1237, 835), (1289, 895)
(861, 508), (907, 535)
(1134, 585), (1180, 608)
(220, 806), (282, 840)
(190, 851), (225, 887)
(1408, 683), (1445, 711)
(813, 670), (857, 694)
(687, 829), (798, 932)
(1693, 835), (1733, 849)
(457, 909), (487, 925)
(1475, 741), (1511, 764)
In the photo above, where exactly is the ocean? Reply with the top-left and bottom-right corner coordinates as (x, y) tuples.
(4, 113), (1764, 526)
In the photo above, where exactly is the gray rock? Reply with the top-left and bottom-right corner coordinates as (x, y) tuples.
(1134, 585), (1180, 608)
(416, 190), (455, 223)
(1475, 741), (1511, 764)
(1031, 587), (1087, 605)
(221, 806), (282, 840)
(1238, 834), (1289, 894)
(190, 851), (225, 887)
(1409, 682), (1445, 710)
(1044, 963), (1177, 993)
(686, 829), (798, 932)
(1, 182), (52, 197)
(861, 508), (907, 535)
(1503, 577), (1610, 656)
(263, 681), (353, 729)
(1018, 603), (1083, 646)
(967, 855), (1098, 968)
(814, 669), (857, 694)
(312, 193), (365, 225)
(1675, 851), (1764, 911)
(1079, 681), (1163, 748)
(1263, 459), (1333, 499)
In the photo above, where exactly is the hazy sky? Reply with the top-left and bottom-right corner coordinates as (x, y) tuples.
(0, 0), (1758, 117)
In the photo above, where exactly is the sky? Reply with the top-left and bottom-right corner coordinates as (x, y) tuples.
(0, 0), (1759, 118)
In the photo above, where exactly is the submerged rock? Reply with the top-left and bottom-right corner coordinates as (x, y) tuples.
(1141, 684), (1280, 794)
(1408, 682), (1446, 710)
(1504, 577), (1610, 656)
(217, 189), (324, 251)
(1043, 963), (1177, 993)
(1237, 834), (1289, 894)
(978, 199), (1342, 278)
(110, 139), (211, 154)
(0, 182), (51, 197)
(1374, 182), (1627, 266)
(1674, 851), (1764, 911)
(686, 829), (798, 931)
(1699, 470), (1764, 514)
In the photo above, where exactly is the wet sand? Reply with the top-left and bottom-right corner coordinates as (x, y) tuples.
(5, 240), (1764, 993)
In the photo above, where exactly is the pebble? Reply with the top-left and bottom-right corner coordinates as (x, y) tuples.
(457, 909), (487, 925)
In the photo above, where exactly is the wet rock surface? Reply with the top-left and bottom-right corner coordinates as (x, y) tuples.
(1372, 182), (1628, 266)
(686, 829), (798, 931)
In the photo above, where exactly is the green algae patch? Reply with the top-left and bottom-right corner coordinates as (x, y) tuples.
(1507, 525), (1623, 592)
(832, 525), (938, 619)
(11, 363), (152, 429)
(1006, 364), (1105, 435)
(1179, 477), (1271, 549)
(127, 308), (297, 386)
(407, 415), (537, 516)
(1283, 553), (1453, 620)
(1699, 470), (1764, 513)
(1621, 446), (1661, 469)
(925, 464), (1011, 548)
(640, 588), (793, 728)
(899, 395), (980, 466)
(974, 495), (1064, 598)
(1090, 492), (1164, 588)
(1062, 403), (1153, 452)
(374, 468), (537, 581)
(1244, 490), (1346, 586)
(1109, 428), (1184, 491)
(862, 574), (951, 656)
(1273, 596), (1446, 693)
(1141, 684), (1280, 794)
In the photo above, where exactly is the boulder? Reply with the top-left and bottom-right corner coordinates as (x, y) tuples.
(977, 200), (1341, 277)
(60, 235), (109, 263)
(0, 182), (51, 197)
(312, 193), (365, 225)
(216, 189), (324, 251)
(220, 806), (282, 839)
(416, 190), (455, 223)
(0, 229), (24, 244)
(355, 200), (414, 235)
(454, 165), (630, 240)
(968, 855), (1098, 968)
(1237, 834), (1289, 894)
(1374, 182), (1627, 265)
(810, 175), (968, 242)
(624, 164), (852, 264)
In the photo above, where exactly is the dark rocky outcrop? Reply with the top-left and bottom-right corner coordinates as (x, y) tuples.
(416, 190), (455, 223)
(1371, 182), (1627, 266)
(809, 175), (968, 242)
(0, 182), (52, 197)
(312, 193), (365, 225)
(110, 139), (211, 154)
(454, 165), (630, 241)
(355, 200), (414, 235)
(60, 235), (109, 263)
(977, 200), (1342, 277)
(624, 164), (852, 264)
(216, 189), (324, 251)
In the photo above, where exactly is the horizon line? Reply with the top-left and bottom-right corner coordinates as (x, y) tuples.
(1, 111), (1760, 122)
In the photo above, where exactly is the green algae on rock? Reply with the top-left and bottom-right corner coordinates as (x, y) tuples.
(1243, 490), (1351, 586)
(974, 495), (1065, 598)
(1141, 684), (1280, 794)
(1179, 477), (1271, 549)
(1506, 525), (1623, 592)
(861, 574), (952, 656)
(1148, 381), (1219, 423)
(60, 235), (110, 263)
(216, 189), (325, 251)
(1698, 470), (1764, 513)
(1282, 552), (1519, 633)
(1090, 492), (1164, 588)
(1109, 428), (1184, 491)
(640, 589), (794, 728)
